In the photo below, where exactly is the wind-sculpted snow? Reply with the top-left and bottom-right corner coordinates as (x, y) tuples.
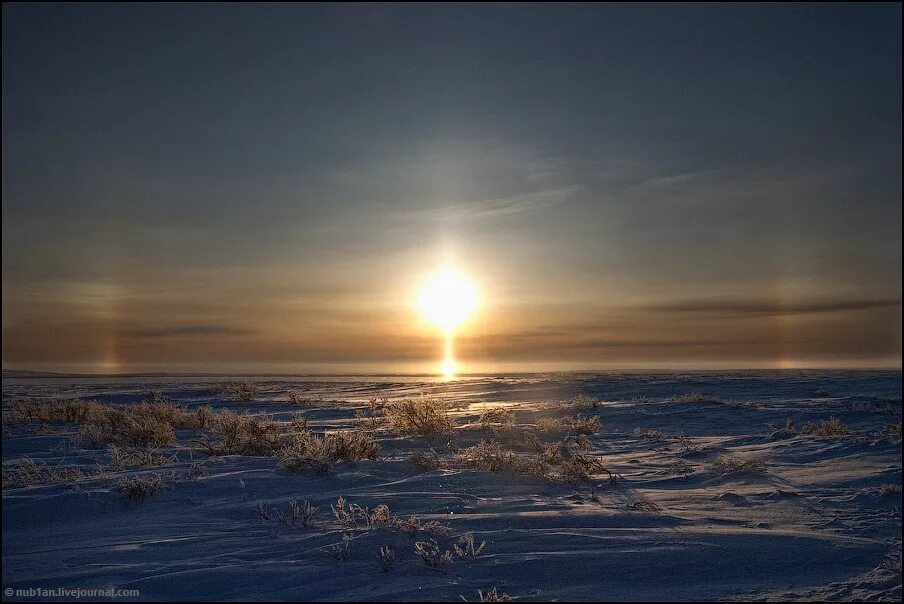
(2, 371), (901, 601)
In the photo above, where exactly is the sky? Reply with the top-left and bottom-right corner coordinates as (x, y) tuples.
(2, 3), (902, 374)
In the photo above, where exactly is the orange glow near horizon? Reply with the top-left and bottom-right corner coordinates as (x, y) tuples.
(417, 265), (479, 379)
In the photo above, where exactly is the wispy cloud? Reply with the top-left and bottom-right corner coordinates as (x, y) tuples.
(394, 185), (582, 223)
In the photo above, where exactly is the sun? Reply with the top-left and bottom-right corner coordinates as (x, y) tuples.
(417, 265), (479, 379)
(417, 265), (479, 333)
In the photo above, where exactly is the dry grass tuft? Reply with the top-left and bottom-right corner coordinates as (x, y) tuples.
(455, 438), (614, 483)
(331, 497), (392, 530)
(536, 414), (602, 435)
(863, 483), (902, 496)
(2, 458), (88, 488)
(632, 427), (668, 441)
(255, 502), (271, 520)
(272, 499), (318, 527)
(768, 418), (797, 435)
(677, 393), (723, 404)
(108, 445), (174, 469)
(463, 588), (512, 602)
(627, 498), (661, 512)
(378, 546), (395, 572)
(9, 398), (216, 449)
(331, 533), (353, 561)
(802, 417), (850, 438)
(882, 422), (901, 439)
(713, 454), (766, 474)
(664, 460), (694, 476)
(329, 496), (450, 536)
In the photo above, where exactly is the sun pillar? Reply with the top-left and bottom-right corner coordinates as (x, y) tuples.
(442, 328), (456, 380)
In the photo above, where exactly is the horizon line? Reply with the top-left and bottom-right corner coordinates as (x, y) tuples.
(4, 367), (902, 379)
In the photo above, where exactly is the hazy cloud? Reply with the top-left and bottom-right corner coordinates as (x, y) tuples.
(645, 299), (902, 317)
(121, 325), (257, 338)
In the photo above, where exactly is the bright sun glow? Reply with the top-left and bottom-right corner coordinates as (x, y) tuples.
(417, 265), (479, 379)
(417, 266), (479, 333)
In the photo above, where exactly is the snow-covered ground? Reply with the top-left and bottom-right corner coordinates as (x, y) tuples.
(2, 371), (901, 601)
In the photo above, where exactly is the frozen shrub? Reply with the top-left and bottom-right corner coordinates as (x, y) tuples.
(390, 515), (451, 536)
(80, 413), (176, 449)
(117, 474), (164, 502)
(455, 440), (543, 476)
(559, 454), (615, 483)
(331, 496), (369, 529)
(409, 450), (441, 471)
(221, 381), (257, 401)
(369, 504), (391, 528)
(8, 398), (107, 424)
(478, 407), (516, 430)
(207, 411), (283, 455)
(454, 533), (486, 559)
(414, 539), (454, 571)
(322, 430), (381, 461)
(294, 499), (318, 526)
(127, 397), (209, 430)
(194, 406), (215, 430)
(278, 429), (379, 472)
(571, 395), (602, 410)
(383, 397), (455, 437)
(124, 416), (177, 447)
(355, 398), (386, 431)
